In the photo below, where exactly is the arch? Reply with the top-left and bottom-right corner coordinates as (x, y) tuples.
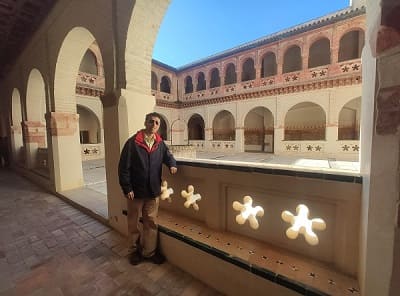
(261, 52), (277, 78)
(213, 110), (235, 140)
(284, 102), (326, 140)
(196, 72), (206, 91)
(79, 49), (98, 75)
(209, 68), (220, 88)
(338, 29), (365, 62)
(188, 114), (205, 140)
(184, 75), (193, 94)
(151, 71), (158, 91)
(241, 58), (256, 81)
(283, 45), (302, 73)
(224, 63), (237, 85)
(308, 38), (331, 68)
(244, 107), (274, 152)
(160, 76), (171, 93)
(77, 105), (101, 144)
(11, 89), (23, 127)
(55, 27), (99, 112)
(26, 68), (47, 122)
(338, 97), (361, 140)
(158, 114), (169, 141)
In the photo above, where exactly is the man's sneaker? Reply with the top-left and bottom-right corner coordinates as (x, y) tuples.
(148, 252), (166, 264)
(129, 251), (142, 265)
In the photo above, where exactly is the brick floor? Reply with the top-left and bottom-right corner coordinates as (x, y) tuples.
(0, 169), (222, 296)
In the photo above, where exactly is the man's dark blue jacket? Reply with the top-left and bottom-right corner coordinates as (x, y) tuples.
(118, 130), (176, 199)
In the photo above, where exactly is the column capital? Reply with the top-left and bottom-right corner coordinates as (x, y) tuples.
(46, 112), (79, 137)
(100, 89), (121, 107)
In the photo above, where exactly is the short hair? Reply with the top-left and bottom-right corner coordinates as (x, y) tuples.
(145, 112), (161, 122)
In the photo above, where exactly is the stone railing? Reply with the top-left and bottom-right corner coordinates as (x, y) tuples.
(209, 140), (235, 151)
(160, 161), (361, 295)
(77, 72), (105, 89)
(188, 140), (206, 152)
(169, 145), (197, 159)
(81, 143), (104, 161)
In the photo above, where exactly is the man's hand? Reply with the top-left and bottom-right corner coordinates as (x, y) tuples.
(170, 167), (177, 175)
(126, 191), (134, 200)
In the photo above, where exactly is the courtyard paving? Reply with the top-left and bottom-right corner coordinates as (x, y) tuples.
(0, 169), (221, 295)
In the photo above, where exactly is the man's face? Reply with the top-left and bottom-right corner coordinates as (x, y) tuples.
(144, 116), (160, 135)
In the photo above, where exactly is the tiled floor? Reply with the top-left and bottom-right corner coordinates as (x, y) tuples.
(0, 169), (221, 296)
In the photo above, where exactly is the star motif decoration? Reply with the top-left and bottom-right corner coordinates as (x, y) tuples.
(285, 77), (290, 82)
(315, 145), (322, 151)
(286, 145), (291, 151)
(269, 80), (274, 85)
(293, 145), (299, 151)
(352, 145), (359, 152)
(320, 70), (326, 76)
(92, 148), (98, 154)
(160, 181), (174, 203)
(281, 204), (326, 246)
(312, 72), (317, 78)
(342, 145), (350, 151)
(181, 185), (201, 211)
(307, 145), (313, 151)
(352, 64), (360, 71)
(232, 196), (264, 229)
(84, 148), (90, 154)
(292, 75), (298, 81)
(342, 66), (349, 72)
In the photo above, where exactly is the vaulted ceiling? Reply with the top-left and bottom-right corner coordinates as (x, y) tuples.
(0, 0), (57, 78)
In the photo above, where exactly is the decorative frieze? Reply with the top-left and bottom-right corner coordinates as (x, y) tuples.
(22, 121), (46, 147)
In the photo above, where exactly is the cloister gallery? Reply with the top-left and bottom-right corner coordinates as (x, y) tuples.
(0, 0), (399, 295)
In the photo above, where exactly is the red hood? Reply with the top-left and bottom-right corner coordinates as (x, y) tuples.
(134, 130), (162, 153)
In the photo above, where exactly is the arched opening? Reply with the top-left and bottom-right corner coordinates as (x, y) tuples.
(188, 114), (205, 140)
(308, 38), (331, 68)
(209, 68), (220, 88)
(338, 97), (361, 140)
(151, 71), (158, 91)
(77, 105), (101, 144)
(244, 107), (274, 152)
(185, 76), (193, 94)
(241, 58), (256, 81)
(160, 76), (171, 93)
(283, 45), (302, 73)
(196, 72), (206, 91)
(26, 68), (47, 147)
(261, 52), (277, 77)
(284, 102), (326, 140)
(159, 116), (168, 141)
(26, 68), (49, 172)
(213, 110), (235, 140)
(11, 88), (24, 165)
(338, 30), (365, 62)
(79, 50), (98, 75)
(224, 63), (237, 85)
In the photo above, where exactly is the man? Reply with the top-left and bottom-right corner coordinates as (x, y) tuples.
(118, 112), (177, 265)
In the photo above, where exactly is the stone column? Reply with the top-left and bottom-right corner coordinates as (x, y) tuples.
(47, 112), (83, 191)
(235, 127), (244, 152)
(360, 1), (400, 295)
(101, 89), (155, 235)
(22, 121), (46, 169)
(204, 127), (213, 151)
(10, 125), (24, 165)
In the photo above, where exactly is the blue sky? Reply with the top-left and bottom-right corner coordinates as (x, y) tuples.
(153, 0), (350, 67)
